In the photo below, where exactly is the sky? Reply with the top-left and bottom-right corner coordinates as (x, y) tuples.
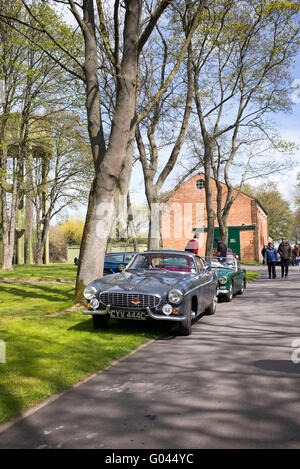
(131, 52), (300, 210)
(57, 2), (300, 221)
(269, 50), (300, 206)
(129, 49), (300, 209)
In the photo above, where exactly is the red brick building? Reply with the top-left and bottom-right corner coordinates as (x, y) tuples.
(161, 173), (269, 262)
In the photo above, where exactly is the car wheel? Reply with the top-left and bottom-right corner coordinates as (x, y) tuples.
(92, 314), (109, 329)
(224, 282), (233, 302)
(179, 307), (192, 336)
(237, 279), (246, 295)
(205, 291), (217, 315)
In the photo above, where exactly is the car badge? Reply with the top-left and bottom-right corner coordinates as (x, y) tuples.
(131, 298), (140, 305)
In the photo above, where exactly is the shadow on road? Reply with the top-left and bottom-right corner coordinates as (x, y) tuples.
(253, 360), (300, 374)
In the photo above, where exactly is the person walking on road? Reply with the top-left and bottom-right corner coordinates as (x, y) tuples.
(264, 242), (277, 279)
(278, 237), (292, 277)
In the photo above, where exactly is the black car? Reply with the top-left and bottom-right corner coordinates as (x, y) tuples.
(83, 250), (218, 336)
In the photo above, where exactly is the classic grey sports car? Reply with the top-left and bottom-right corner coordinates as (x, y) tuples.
(83, 250), (218, 336)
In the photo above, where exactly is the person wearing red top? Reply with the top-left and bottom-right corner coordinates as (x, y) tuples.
(185, 233), (199, 254)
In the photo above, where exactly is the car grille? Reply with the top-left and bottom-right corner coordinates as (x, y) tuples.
(99, 292), (160, 309)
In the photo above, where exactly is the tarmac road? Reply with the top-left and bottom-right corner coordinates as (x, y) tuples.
(0, 264), (300, 449)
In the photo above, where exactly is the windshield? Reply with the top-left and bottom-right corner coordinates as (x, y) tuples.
(204, 256), (236, 271)
(127, 253), (197, 273)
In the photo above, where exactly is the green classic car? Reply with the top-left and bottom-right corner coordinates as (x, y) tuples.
(204, 257), (246, 302)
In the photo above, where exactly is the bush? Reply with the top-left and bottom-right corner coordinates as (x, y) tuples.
(61, 219), (85, 245)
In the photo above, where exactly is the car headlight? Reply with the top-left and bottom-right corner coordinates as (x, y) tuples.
(219, 276), (227, 285)
(162, 304), (173, 316)
(168, 289), (183, 304)
(83, 286), (97, 300)
(90, 298), (100, 310)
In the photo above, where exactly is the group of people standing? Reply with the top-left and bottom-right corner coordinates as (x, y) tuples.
(185, 233), (298, 281)
(262, 238), (298, 279)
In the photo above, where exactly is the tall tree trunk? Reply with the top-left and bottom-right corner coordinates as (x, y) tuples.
(214, 178), (228, 245)
(147, 187), (161, 251)
(127, 192), (138, 251)
(114, 66), (140, 243)
(1, 120), (24, 270)
(203, 140), (215, 257)
(75, 0), (142, 302)
(0, 118), (12, 270)
(25, 152), (34, 265)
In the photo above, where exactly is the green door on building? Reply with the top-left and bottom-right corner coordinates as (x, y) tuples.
(213, 227), (241, 259)
(227, 228), (241, 259)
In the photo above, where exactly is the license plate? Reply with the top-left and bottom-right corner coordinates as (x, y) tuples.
(110, 310), (147, 320)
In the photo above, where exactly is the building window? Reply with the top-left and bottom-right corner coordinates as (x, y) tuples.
(196, 179), (205, 190)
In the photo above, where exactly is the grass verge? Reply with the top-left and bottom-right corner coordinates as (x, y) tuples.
(246, 271), (260, 282)
(242, 261), (262, 266)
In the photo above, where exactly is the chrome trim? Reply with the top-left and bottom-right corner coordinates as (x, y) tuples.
(83, 305), (110, 315)
(99, 290), (161, 309)
(145, 307), (185, 322)
(217, 289), (229, 295)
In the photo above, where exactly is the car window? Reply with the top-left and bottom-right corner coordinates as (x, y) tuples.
(195, 256), (204, 272)
(124, 253), (136, 262)
(128, 253), (196, 273)
(204, 256), (236, 271)
(105, 253), (124, 263)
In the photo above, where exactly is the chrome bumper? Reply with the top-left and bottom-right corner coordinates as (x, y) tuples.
(82, 305), (185, 322)
(145, 307), (185, 322)
(82, 305), (110, 315)
(217, 288), (229, 295)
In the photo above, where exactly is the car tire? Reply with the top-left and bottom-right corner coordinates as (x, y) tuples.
(237, 279), (246, 295)
(224, 281), (233, 302)
(92, 314), (109, 329)
(103, 270), (111, 276)
(205, 291), (217, 315)
(179, 307), (192, 336)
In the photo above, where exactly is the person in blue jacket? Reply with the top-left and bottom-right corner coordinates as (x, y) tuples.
(264, 242), (277, 279)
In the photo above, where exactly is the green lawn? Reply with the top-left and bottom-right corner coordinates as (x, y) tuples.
(0, 281), (162, 425)
(0, 264), (77, 281)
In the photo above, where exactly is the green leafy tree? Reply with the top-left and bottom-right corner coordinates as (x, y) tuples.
(254, 182), (294, 241)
